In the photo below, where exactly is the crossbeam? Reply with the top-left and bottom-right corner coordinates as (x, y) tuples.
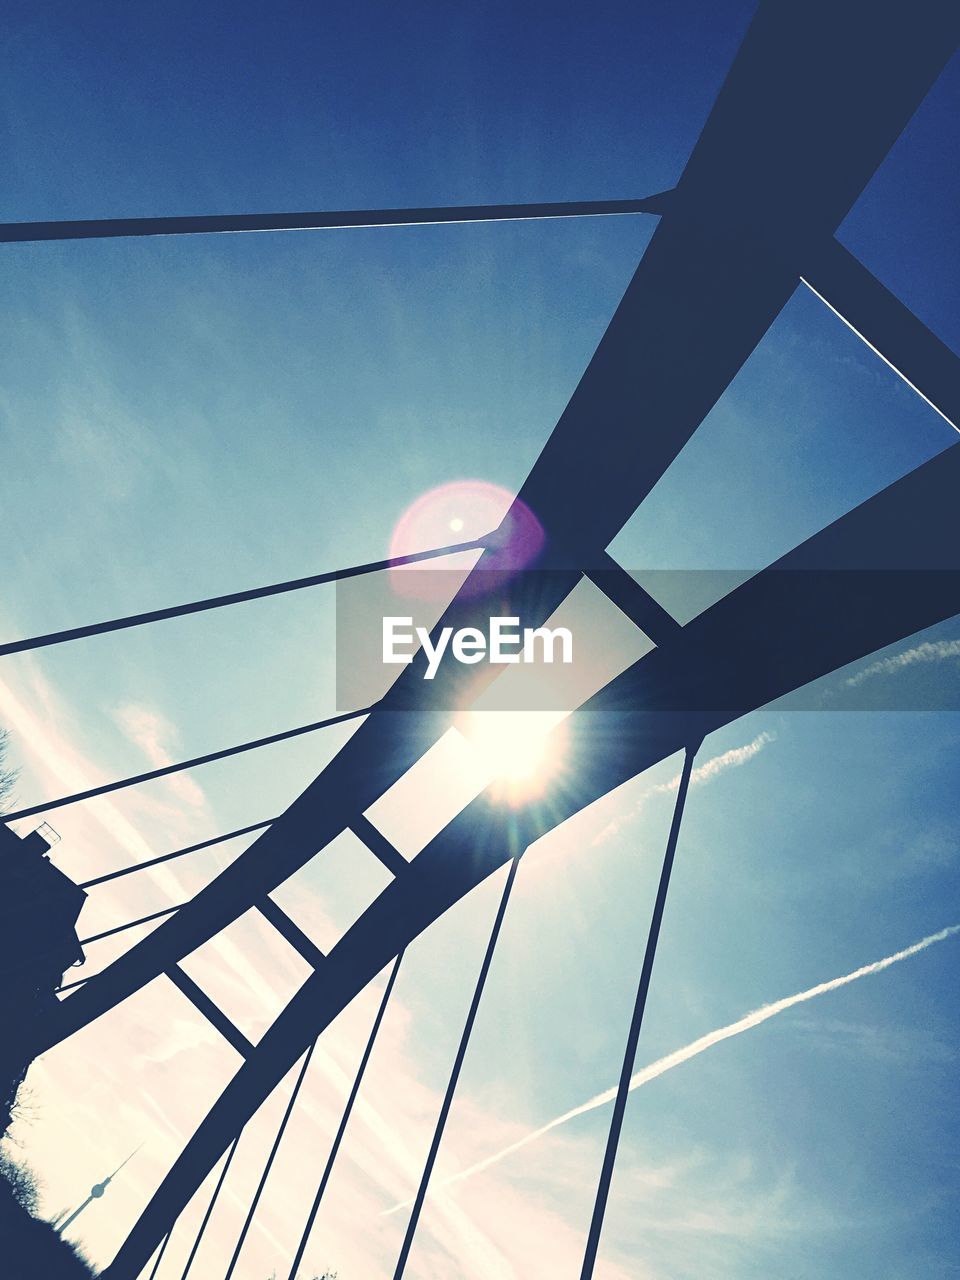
(585, 553), (683, 645)
(166, 967), (253, 1059)
(351, 814), (408, 878)
(257, 898), (326, 969)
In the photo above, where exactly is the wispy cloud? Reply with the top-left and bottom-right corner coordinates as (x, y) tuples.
(112, 701), (208, 810)
(844, 639), (960, 688)
(385, 923), (960, 1211)
(0, 667), (162, 867)
(680, 732), (775, 789)
(593, 731), (775, 845)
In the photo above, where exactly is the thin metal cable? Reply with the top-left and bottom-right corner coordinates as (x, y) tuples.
(0, 536), (488, 658)
(2, 706), (371, 824)
(147, 1232), (171, 1280)
(80, 818), (276, 889)
(286, 952), (404, 1280)
(0, 194), (670, 247)
(223, 1043), (316, 1280)
(393, 856), (520, 1279)
(180, 1131), (244, 1280)
(579, 742), (700, 1280)
(79, 903), (183, 947)
(57, 974), (91, 994)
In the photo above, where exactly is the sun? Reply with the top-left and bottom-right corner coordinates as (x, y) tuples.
(456, 710), (568, 804)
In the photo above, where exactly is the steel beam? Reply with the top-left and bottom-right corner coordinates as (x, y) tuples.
(166, 967), (253, 1059)
(102, 432), (960, 1279)
(41, 2), (960, 1082)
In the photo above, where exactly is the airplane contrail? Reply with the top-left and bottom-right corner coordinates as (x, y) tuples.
(384, 923), (959, 1213)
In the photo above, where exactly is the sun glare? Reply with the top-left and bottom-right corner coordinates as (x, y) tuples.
(457, 710), (568, 803)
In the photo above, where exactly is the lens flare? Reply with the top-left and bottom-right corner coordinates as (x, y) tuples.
(456, 710), (568, 805)
(388, 479), (545, 600)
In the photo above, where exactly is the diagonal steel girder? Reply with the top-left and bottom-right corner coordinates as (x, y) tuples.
(39, 0), (960, 1074)
(96, 1), (960, 1270)
(90, 4), (960, 1273)
(103, 432), (960, 1278)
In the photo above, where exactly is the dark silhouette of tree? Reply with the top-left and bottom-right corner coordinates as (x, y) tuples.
(268, 1271), (338, 1279)
(0, 728), (17, 814)
(0, 1147), (41, 1215)
(0, 1141), (96, 1276)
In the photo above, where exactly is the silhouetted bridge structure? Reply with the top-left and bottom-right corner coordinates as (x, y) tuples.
(3, 2), (960, 1276)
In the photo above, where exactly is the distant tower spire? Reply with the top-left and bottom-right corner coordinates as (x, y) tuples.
(57, 1145), (142, 1233)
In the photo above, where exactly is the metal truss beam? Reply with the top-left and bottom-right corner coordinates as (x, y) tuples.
(257, 898), (326, 970)
(166, 967), (253, 1059)
(42, 3), (960, 1092)
(585, 553), (682, 645)
(351, 815), (408, 878)
(103, 430), (960, 1280)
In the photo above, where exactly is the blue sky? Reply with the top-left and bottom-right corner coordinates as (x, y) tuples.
(1, 3), (960, 1278)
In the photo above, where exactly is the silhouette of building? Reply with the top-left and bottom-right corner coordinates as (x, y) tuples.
(0, 823), (86, 1135)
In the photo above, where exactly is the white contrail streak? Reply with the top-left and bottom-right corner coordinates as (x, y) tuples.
(844, 639), (960, 687)
(592, 731), (775, 846)
(384, 924), (959, 1213)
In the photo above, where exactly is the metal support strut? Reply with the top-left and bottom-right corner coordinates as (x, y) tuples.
(285, 951), (404, 1280)
(580, 741), (700, 1279)
(394, 855), (521, 1279)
